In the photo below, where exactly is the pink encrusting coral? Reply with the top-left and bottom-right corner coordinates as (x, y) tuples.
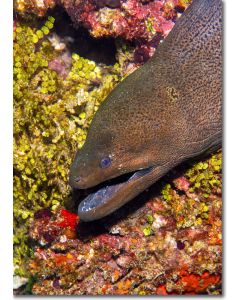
(63, 0), (192, 67)
(14, 0), (192, 72)
(64, 0), (174, 40)
(15, 0), (192, 41)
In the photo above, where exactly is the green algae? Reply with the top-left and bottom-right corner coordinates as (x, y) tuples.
(13, 18), (121, 276)
(145, 17), (157, 35)
(146, 214), (154, 224)
(138, 151), (222, 235)
(161, 183), (173, 202)
(185, 152), (222, 197)
(143, 225), (152, 236)
(160, 151), (222, 229)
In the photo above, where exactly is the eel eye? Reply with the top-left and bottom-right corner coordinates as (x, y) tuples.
(100, 156), (111, 168)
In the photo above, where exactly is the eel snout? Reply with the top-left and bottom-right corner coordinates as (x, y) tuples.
(69, 167), (89, 190)
(69, 152), (98, 189)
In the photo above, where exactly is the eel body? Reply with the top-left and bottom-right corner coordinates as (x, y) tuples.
(69, 0), (222, 221)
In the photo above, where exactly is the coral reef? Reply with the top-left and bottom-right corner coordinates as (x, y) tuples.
(15, 1), (192, 50)
(13, 16), (121, 276)
(13, 1), (222, 295)
(14, 1), (193, 75)
(14, 0), (56, 16)
(14, 0), (194, 80)
(63, 0), (179, 40)
(27, 152), (222, 295)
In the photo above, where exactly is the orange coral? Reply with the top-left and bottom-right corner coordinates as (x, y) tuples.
(156, 285), (167, 295)
(177, 271), (220, 293)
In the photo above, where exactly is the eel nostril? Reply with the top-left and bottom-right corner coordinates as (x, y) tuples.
(74, 176), (81, 183)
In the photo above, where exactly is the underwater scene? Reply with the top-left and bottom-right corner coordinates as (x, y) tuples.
(13, 0), (222, 295)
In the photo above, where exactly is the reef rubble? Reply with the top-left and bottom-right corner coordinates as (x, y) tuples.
(13, 0), (222, 295)
(27, 152), (222, 295)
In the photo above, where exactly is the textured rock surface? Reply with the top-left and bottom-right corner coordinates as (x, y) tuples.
(14, 0), (192, 40)
(27, 152), (222, 295)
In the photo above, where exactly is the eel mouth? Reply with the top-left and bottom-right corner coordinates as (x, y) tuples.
(77, 166), (161, 222)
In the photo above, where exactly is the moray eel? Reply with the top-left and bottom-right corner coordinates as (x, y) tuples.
(69, 0), (222, 221)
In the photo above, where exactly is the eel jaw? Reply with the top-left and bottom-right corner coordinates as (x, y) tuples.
(78, 166), (164, 222)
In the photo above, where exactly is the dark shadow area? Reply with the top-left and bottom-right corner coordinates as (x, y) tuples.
(48, 6), (117, 65)
(68, 149), (220, 240)
(14, 5), (117, 65)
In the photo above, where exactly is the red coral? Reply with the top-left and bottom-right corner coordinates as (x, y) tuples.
(56, 209), (79, 230)
(177, 271), (221, 294)
(156, 285), (167, 295)
(30, 208), (79, 244)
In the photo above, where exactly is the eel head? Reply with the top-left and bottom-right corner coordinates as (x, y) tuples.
(69, 117), (170, 221)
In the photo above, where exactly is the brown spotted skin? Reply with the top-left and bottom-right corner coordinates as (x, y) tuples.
(70, 0), (222, 219)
